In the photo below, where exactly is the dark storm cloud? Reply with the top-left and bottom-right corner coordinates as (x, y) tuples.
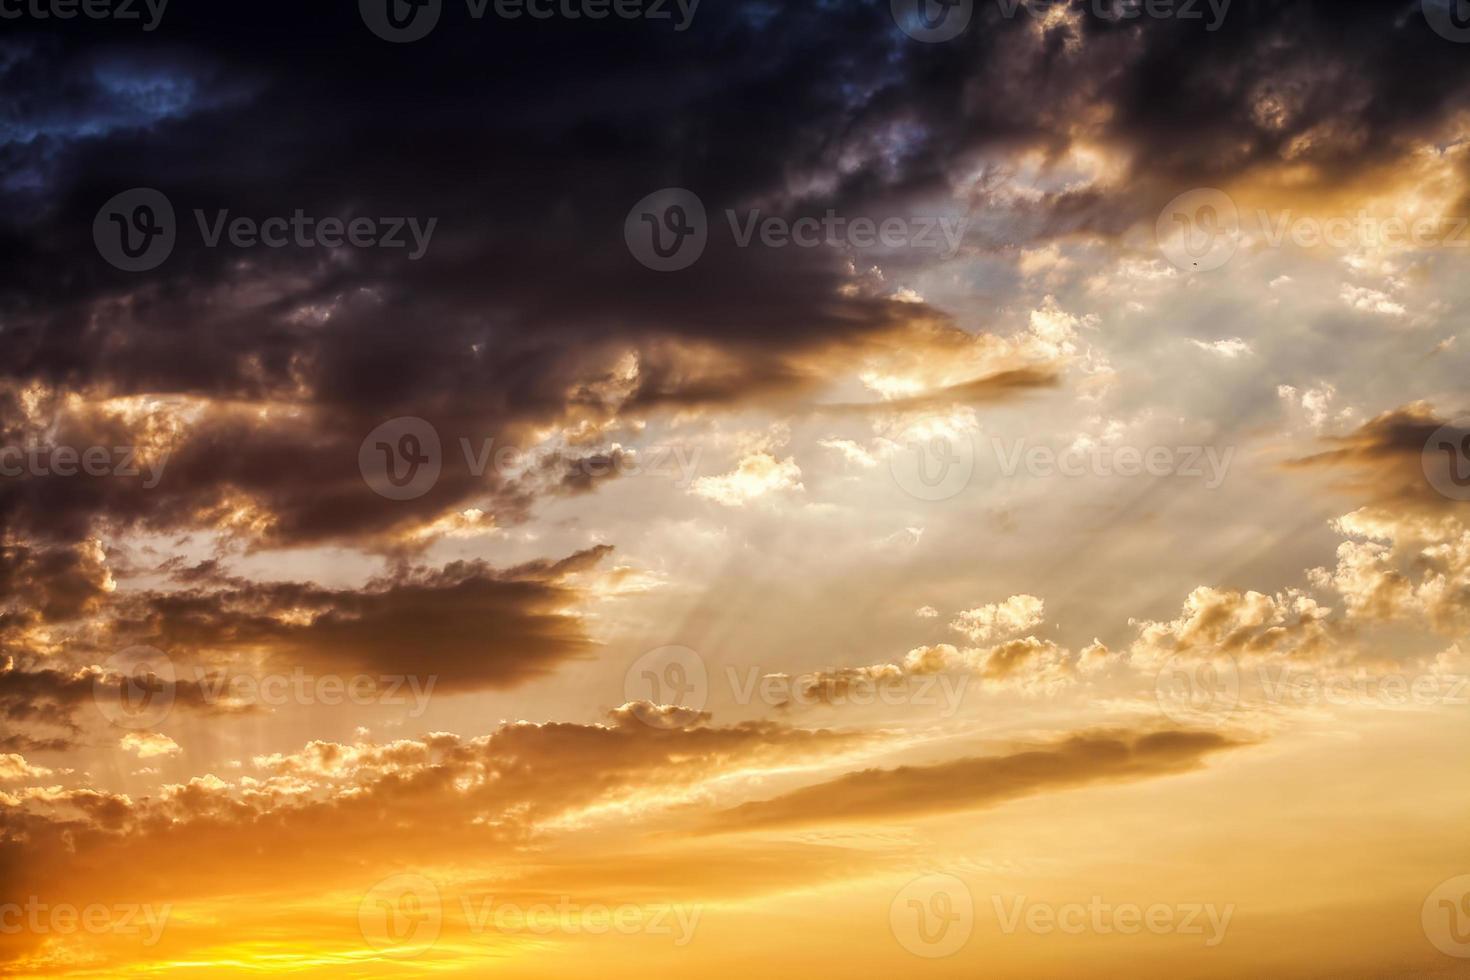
(7, 0), (1468, 329)
(0, 545), (615, 750)
(0, 540), (112, 622)
(109, 544), (616, 692)
(0, 0), (1466, 550)
(0, 3), (915, 388)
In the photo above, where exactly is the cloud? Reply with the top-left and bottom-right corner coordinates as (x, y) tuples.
(819, 438), (879, 469)
(0, 6), (1468, 973)
(950, 594), (1046, 643)
(0, 538), (114, 625)
(0, 655), (254, 742)
(1309, 509), (1470, 634)
(118, 546), (617, 693)
(1288, 403), (1468, 515)
(1127, 586), (1334, 666)
(608, 700), (711, 730)
(1190, 338), (1253, 358)
(120, 732), (180, 758)
(13, 0), (1459, 604)
(703, 729), (1247, 832)
(776, 631), (1094, 709)
(0, 754), (54, 782)
(689, 452), (803, 506)
(0, 545), (616, 752)
(0, 711), (872, 917)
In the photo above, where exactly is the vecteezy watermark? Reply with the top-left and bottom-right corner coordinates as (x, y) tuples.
(1250, 212), (1470, 250)
(621, 645), (970, 725)
(0, 0), (168, 30)
(1156, 188), (1239, 272)
(1154, 655), (1240, 723)
(359, 0), (699, 43)
(995, 0), (1230, 30)
(890, 874), (974, 958)
(991, 438), (1236, 489)
(891, 0), (973, 43)
(1424, 0), (1470, 43)
(93, 646), (177, 730)
(991, 895), (1234, 946)
(358, 873), (701, 955)
(1157, 187), (1470, 272)
(625, 188), (969, 271)
(360, 417), (443, 500)
(0, 441), (169, 487)
(624, 645), (710, 715)
(728, 666), (969, 716)
(726, 211), (967, 256)
(624, 188), (708, 272)
(360, 874), (442, 956)
(359, 416), (702, 501)
(93, 188), (177, 272)
(193, 210), (436, 259)
(0, 899), (172, 947)
(94, 189), (437, 272)
(1155, 656), (1470, 723)
(192, 668), (438, 718)
(92, 646), (439, 726)
(1255, 666), (1470, 709)
(460, 895), (702, 945)
(1423, 417), (1470, 502)
(887, 416), (977, 502)
(1423, 875), (1470, 958)
(892, 0), (1230, 40)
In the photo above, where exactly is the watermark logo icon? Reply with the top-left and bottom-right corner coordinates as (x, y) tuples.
(891, 0), (973, 42)
(625, 188), (707, 271)
(93, 645), (176, 730)
(623, 645), (709, 713)
(1423, 418), (1470, 502)
(359, 874), (442, 954)
(359, 417), (442, 500)
(361, 0), (442, 42)
(94, 189), (176, 272)
(888, 417), (975, 501)
(1425, 0), (1470, 41)
(1423, 875), (1470, 957)
(890, 873), (973, 957)
(1156, 188), (1238, 272)
(1154, 655), (1240, 723)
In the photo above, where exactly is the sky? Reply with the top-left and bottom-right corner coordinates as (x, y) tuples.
(3, 0), (1470, 976)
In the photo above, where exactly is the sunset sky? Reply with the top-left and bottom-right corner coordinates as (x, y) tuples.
(3, 0), (1470, 976)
